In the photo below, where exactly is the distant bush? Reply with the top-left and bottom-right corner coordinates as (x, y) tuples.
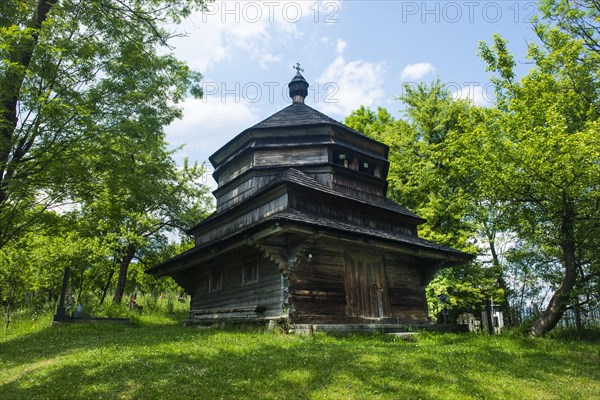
(545, 326), (600, 341)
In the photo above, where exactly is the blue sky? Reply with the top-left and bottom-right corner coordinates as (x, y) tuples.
(164, 1), (540, 184)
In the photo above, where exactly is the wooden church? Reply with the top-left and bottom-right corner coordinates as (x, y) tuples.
(147, 68), (472, 331)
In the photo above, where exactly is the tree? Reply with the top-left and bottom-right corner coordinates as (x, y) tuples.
(345, 85), (506, 321)
(344, 106), (395, 138)
(0, 213), (110, 329)
(0, 0), (207, 248)
(74, 151), (213, 304)
(348, 82), (477, 250)
(537, 0), (600, 56)
(465, 31), (600, 336)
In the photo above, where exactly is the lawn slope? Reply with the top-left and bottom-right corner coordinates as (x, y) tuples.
(1, 318), (599, 399)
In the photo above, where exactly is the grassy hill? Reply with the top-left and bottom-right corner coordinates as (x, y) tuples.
(1, 315), (599, 399)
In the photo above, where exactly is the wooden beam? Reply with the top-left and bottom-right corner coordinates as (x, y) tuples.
(280, 224), (467, 264)
(255, 238), (313, 276)
(156, 224), (285, 276)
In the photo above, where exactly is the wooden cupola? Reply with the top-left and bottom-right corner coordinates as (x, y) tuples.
(209, 69), (394, 215)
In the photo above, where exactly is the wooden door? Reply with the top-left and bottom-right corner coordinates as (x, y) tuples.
(344, 252), (391, 318)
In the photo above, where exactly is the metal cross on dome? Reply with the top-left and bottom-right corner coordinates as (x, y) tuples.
(293, 63), (304, 73)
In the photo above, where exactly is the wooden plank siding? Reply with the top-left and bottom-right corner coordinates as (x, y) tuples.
(216, 174), (281, 212)
(254, 147), (328, 167)
(384, 253), (429, 321)
(288, 240), (430, 323)
(215, 148), (327, 212)
(185, 237), (431, 324)
(344, 251), (391, 318)
(216, 152), (253, 187)
(197, 193), (288, 245)
(289, 191), (415, 236)
(331, 173), (386, 202)
(190, 251), (284, 319)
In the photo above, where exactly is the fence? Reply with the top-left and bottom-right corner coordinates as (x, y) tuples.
(512, 305), (600, 329)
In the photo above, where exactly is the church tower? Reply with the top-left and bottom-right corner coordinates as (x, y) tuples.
(148, 67), (471, 330)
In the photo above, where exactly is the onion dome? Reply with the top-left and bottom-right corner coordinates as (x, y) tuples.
(289, 63), (309, 104)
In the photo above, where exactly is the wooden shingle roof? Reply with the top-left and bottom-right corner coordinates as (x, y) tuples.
(148, 205), (471, 277)
(250, 102), (352, 131)
(209, 102), (386, 167)
(189, 168), (423, 235)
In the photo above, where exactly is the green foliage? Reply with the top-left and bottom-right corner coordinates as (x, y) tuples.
(463, 12), (600, 335)
(72, 154), (213, 304)
(346, 84), (502, 321)
(0, 0), (209, 247)
(1, 323), (599, 399)
(504, 242), (563, 307)
(0, 187), (208, 323)
(536, 0), (600, 57)
(0, 0), (215, 311)
(0, 219), (113, 327)
(345, 105), (395, 138)
(348, 83), (478, 253)
(427, 264), (504, 321)
(344, 4), (600, 334)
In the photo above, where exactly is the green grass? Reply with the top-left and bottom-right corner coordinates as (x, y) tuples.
(1, 317), (599, 400)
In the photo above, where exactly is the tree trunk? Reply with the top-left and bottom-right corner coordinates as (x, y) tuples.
(112, 244), (136, 304)
(100, 266), (116, 305)
(575, 305), (583, 332)
(488, 234), (513, 324)
(530, 195), (578, 337)
(4, 303), (11, 331)
(0, 0), (58, 249)
(0, 0), (58, 190)
(76, 264), (86, 304)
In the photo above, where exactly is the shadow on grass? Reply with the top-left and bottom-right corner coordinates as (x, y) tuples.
(1, 323), (599, 399)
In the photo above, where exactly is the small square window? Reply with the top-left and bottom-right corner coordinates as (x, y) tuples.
(333, 151), (350, 168)
(209, 270), (222, 292)
(242, 261), (259, 285)
(359, 159), (375, 175)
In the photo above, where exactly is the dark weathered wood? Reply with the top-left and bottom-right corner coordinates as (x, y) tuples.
(149, 78), (472, 329)
(190, 306), (266, 320)
(254, 147), (328, 167)
(216, 152), (253, 186)
(216, 173), (283, 212)
(187, 249), (286, 319)
(343, 251), (391, 318)
(197, 193), (289, 245)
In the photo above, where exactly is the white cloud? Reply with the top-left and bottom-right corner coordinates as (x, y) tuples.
(163, 0), (349, 183)
(259, 53), (282, 69)
(316, 54), (385, 117)
(451, 84), (494, 107)
(336, 38), (348, 54)
(169, 0), (343, 72)
(166, 96), (260, 175)
(400, 62), (436, 80)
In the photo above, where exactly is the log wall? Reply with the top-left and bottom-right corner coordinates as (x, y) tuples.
(254, 147), (328, 167)
(197, 193), (288, 245)
(217, 152), (253, 186)
(190, 249), (284, 319)
(187, 237), (431, 324)
(215, 173), (280, 212)
(289, 239), (430, 323)
(331, 173), (385, 202)
(290, 192), (415, 236)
